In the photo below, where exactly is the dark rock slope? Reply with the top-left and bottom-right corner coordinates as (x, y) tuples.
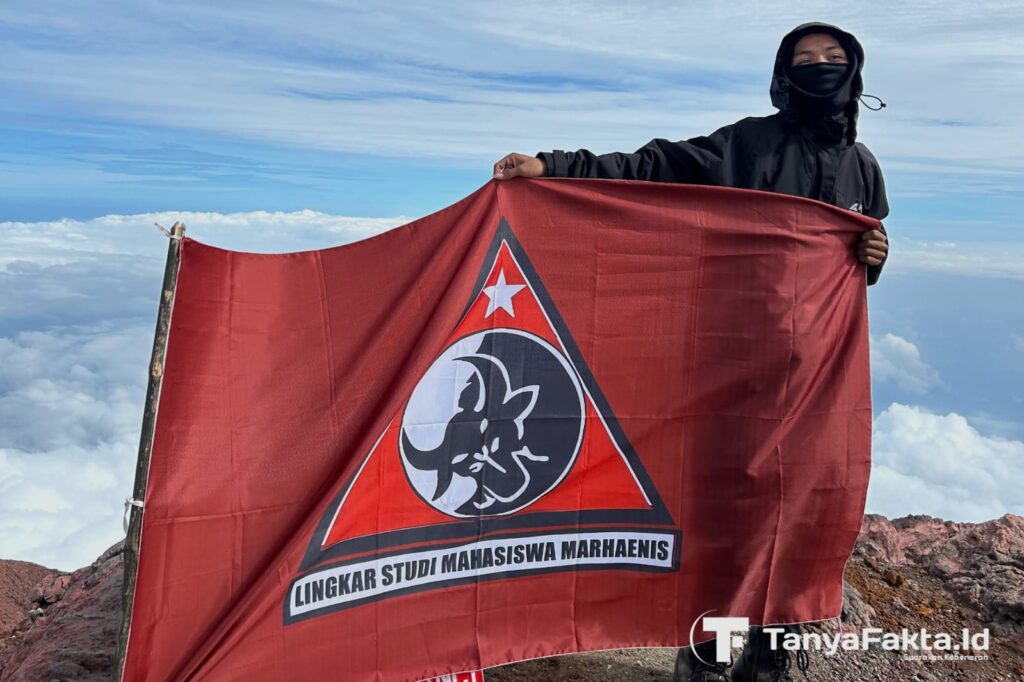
(0, 559), (59, 639)
(0, 544), (123, 681)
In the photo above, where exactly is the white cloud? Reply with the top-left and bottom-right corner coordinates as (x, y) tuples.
(870, 333), (941, 394)
(1, 209), (410, 261)
(0, 211), (411, 337)
(867, 402), (1024, 522)
(0, 211), (404, 570)
(882, 238), (1024, 280)
(1011, 333), (1024, 353)
(0, 322), (149, 570)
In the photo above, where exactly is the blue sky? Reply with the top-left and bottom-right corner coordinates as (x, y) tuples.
(1, 1), (1023, 570)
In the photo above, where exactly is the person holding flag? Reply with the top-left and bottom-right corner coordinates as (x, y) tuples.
(493, 21), (889, 682)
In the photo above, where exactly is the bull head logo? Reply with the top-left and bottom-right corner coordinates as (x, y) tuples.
(401, 353), (548, 511)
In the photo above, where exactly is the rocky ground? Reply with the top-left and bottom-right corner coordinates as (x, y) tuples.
(1, 514), (1021, 681)
(0, 544), (122, 681)
(0, 560), (58, 637)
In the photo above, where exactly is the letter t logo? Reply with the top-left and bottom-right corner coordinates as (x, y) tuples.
(701, 616), (750, 663)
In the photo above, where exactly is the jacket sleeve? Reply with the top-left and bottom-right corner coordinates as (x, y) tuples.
(860, 146), (890, 286)
(536, 124), (736, 183)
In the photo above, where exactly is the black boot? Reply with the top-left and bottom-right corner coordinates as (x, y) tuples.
(729, 624), (810, 682)
(672, 638), (730, 682)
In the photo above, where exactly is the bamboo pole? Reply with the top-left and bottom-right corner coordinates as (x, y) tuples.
(113, 221), (186, 681)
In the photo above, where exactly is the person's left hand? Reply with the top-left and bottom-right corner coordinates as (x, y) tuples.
(858, 229), (888, 266)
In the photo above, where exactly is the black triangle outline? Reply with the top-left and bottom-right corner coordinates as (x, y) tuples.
(300, 218), (674, 571)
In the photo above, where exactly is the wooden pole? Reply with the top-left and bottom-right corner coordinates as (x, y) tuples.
(113, 221), (186, 681)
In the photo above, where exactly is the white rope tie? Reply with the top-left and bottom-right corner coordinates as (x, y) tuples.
(123, 497), (145, 533)
(154, 222), (183, 240)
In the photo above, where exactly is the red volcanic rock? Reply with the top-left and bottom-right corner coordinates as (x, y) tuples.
(858, 513), (1024, 568)
(0, 560), (59, 637)
(32, 574), (70, 607)
(0, 543), (123, 681)
(856, 513), (1024, 648)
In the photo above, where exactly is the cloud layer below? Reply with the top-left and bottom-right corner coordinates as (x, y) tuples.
(868, 402), (1024, 521)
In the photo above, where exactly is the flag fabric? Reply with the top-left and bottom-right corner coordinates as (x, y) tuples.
(122, 179), (876, 681)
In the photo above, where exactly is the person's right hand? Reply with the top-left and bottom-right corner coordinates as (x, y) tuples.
(493, 153), (546, 180)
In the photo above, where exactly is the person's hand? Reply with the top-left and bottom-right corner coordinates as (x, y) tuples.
(493, 153), (546, 180)
(858, 229), (888, 266)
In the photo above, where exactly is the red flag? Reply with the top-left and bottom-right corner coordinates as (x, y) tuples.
(122, 179), (875, 681)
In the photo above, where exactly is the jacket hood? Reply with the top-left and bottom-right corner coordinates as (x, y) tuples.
(770, 22), (865, 144)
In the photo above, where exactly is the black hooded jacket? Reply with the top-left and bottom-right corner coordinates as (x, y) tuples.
(537, 22), (889, 285)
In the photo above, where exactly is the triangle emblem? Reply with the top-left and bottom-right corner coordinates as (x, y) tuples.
(289, 220), (678, 623)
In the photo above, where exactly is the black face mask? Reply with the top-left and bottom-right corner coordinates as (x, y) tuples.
(788, 62), (849, 95)
(785, 61), (854, 117)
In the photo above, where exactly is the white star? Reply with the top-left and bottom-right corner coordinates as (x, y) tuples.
(482, 269), (526, 318)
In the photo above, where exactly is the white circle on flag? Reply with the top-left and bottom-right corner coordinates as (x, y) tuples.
(400, 329), (584, 517)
